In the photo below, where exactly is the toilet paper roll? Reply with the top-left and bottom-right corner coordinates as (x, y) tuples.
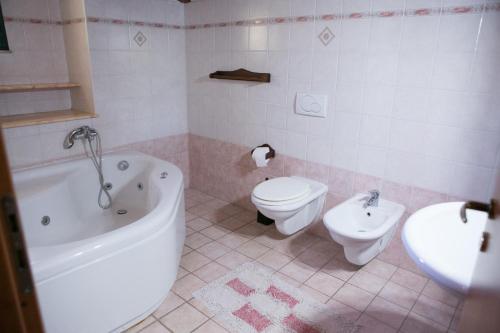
(252, 147), (270, 167)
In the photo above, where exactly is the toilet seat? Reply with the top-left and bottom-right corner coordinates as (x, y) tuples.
(252, 177), (311, 205)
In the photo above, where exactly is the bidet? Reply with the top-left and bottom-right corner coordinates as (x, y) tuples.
(323, 193), (405, 265)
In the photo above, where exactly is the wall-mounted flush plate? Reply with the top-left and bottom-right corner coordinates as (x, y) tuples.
(295, 93), (328, 118)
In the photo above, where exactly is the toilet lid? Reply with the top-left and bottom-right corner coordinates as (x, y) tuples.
(253, 177), (311, 202)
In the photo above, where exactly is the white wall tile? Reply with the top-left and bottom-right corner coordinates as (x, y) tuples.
(477, 12), (500, 54)
(385, 150), (426, 186)
(290, 0), (316, 16)
(393, 87), (430, 122)
(316, 0), (342, 14)
(431, 52), (474, 90)
(285, 131), (308, 159)
(357, 145), (387, 178)
(335, 83), (364, 114)
(340, 18), (371, 51)
(342, 0), (371, 13)
(372, 0), (405, 11)
(397, 50), (434, 88)
(389, 120), (427, 154)
(450, 164), (494, 201)
(307, 136), (331, 165)
(338, 51), (367, 84)
(331, 141), (359, 170)
(365, 51), (398, 84)
(269, 0), (291, 17)
(362, 84), (395, 116)
(438, 14), (482, 52)
(400, 16), (440, 51)
(369, 17), (402, 52)
(289, 22), (314, 51)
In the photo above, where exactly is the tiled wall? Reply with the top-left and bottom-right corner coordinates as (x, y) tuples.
(0, 0), (71, 117)
(1, 0), (189, 172)
(85, 0), (188, 147)
(185, 0), (500, 202)
(188, 133), (460, 239)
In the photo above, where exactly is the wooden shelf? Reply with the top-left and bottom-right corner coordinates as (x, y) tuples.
(0, 109), (95, 129)
(209, 68), (271, 83)
(0, 83), (80, 93)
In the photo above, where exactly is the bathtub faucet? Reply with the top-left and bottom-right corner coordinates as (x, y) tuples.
(62, 126), (112, 209)
(360, 190), (380, 209)
(63, 126), (98, 149)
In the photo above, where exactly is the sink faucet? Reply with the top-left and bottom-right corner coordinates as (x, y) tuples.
(360, 190), (380, 209)
(63, 126), (98, 149)
(460, 200), (495, 223)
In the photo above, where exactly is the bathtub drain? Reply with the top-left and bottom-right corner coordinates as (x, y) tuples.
(41, 216), (50, 226)
(117, 209), (127, 215)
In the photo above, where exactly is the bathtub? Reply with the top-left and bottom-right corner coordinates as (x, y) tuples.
(13, 151), (185, 333)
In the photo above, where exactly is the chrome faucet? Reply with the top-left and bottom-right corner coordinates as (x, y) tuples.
(63, 126), (98, 149)
(360, 190), (380, 209)
(460, 200), (495, 223)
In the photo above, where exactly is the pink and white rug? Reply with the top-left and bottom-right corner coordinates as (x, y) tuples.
(193, 263), (362, 333)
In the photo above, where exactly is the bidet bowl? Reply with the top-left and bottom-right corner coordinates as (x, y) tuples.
(323, 193), (405, 265)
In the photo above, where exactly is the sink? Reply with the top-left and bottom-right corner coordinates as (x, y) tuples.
(402, 202), (488, 294)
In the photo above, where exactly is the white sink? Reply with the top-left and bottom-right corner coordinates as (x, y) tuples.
(402, 202), (488, 294)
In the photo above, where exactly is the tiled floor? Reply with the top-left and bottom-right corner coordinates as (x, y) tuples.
(127, 189), (463, 333)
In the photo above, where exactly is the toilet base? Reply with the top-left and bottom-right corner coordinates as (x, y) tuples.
(273, 194), (326, 235)
(342, 225), (397, 265)
(257, 210), (275, 225)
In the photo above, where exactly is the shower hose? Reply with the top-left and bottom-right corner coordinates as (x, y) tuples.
(84, 132), (112, 209)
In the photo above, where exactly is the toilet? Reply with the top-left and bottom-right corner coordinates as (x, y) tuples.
(251, 176), (328, 235)
(323, 193), (405, 265)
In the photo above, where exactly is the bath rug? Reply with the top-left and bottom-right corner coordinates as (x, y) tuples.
(193, 263), (362, 333)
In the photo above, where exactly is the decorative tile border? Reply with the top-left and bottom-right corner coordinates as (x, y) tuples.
(86, 16), (183, 29)
(4, 2), (499, 30)
(184, 2), (500, 29)
(4, 17), (64, 25)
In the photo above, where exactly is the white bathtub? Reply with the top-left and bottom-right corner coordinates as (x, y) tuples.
(13, 151), (185, 333)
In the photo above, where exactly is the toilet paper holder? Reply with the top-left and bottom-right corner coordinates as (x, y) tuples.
(251, 144), (275, 160)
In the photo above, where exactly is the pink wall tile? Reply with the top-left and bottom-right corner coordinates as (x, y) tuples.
(305, 161), (330, 184)
(409, 188), (448, 213)
(328, 167), (355, 197)
(353, 174), (383, 194)
(381, 181), (412, 209)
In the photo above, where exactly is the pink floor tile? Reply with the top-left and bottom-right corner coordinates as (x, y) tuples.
(379, 281), (419, 310)
(333, 284), (375, 312)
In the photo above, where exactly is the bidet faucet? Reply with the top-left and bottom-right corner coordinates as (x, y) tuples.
(63, 126), (98, 149)
(360, 190), (380, 209)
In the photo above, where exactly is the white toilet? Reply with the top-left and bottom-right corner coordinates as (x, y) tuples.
(323, 193), (405, 265)
(251, 176), (328, 235)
